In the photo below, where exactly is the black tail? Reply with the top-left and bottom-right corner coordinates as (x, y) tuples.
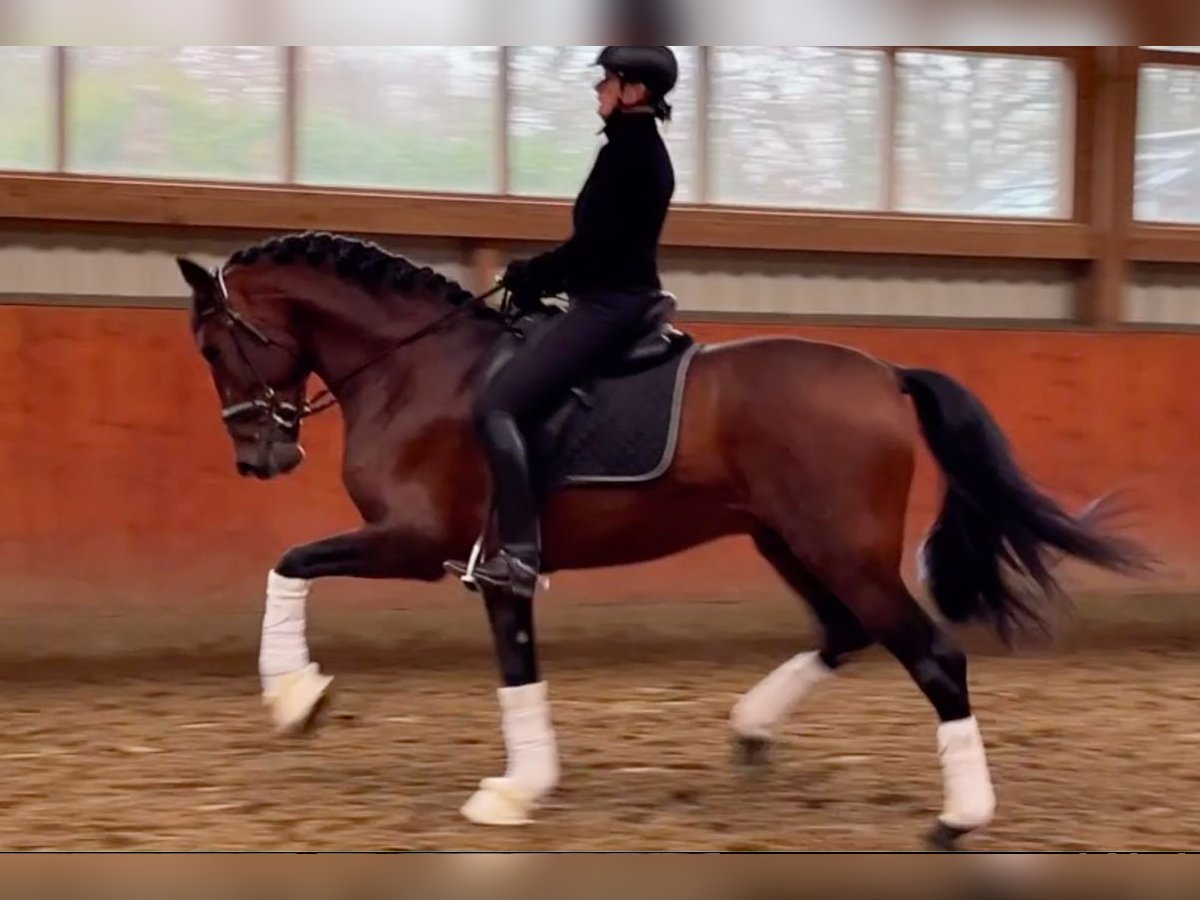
(899, 368), (1151, 642)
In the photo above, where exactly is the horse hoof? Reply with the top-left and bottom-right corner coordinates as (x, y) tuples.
(263, 663), (334, 737)
(461, 778), (538, 827)
(925, 821), (971, 852)
(734, 735), (772, 770)
(292, 690), (331, 736)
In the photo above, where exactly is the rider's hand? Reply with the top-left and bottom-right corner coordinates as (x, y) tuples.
(500, 259), (546, 313)
(500, 258), (534, 292)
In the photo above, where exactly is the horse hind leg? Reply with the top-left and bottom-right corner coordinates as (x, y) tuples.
(831, 565), (996, 850)
(731, 530), (873, 768)
(751, 510), (994, 849)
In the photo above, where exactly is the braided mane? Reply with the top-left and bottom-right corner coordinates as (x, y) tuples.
(225, 231), (477, 306)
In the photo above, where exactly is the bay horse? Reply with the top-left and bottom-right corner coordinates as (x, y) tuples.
(177, 232), (1147, 849)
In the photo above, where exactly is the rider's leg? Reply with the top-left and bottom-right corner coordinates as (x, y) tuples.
(448, 292), (660, 594)
(470, 401), (542, 596)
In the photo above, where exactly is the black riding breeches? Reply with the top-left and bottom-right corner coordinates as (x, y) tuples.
(474, 291), (663, 554)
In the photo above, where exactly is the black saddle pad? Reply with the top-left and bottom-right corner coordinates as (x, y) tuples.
(482, 308), (701, 492)
(532, 340), (701, 490)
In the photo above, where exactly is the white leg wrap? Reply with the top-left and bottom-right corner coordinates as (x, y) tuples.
(259, 570), (312, 692)
(462, 682), (559, 826)
(730, 651), (833, 740)
(259, 570), (332, 735)
(937, 716), (996, 831)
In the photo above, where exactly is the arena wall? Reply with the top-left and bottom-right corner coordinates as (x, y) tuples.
(0, 302), (1195, 618)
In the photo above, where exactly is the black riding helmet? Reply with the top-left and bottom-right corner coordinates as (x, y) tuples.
(595, 46), (678, 119)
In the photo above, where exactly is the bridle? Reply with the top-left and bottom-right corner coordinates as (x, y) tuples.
(200, 266), (503, 432)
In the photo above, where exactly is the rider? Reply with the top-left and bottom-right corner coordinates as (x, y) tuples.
(446, 45), (679, 598)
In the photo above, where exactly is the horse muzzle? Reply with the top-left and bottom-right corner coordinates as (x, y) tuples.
(235, 441), (305, 480)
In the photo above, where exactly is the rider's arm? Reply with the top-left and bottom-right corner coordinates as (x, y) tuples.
(523, 136), (650, 294)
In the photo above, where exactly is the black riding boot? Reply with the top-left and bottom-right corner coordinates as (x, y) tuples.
(445, 410), (541, 599)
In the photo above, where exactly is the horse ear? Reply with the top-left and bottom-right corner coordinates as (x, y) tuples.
(175, 256), (223, 321)
(176, 257), (215, 292)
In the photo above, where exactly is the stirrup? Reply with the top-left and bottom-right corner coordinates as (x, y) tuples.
(444, 541), (550, 597)
(453, 537), (485, 592)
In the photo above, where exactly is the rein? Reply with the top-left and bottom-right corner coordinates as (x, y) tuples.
(207, 267), (505, 427)
(303, 282), (504, 419)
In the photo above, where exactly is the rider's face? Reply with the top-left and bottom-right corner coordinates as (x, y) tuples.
(595, 71), (623, 119)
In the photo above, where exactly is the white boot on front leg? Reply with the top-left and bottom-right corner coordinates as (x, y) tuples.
(259, 570), (333, 736)
(937, 716), (996, 834)
(462, 681), (559, 826)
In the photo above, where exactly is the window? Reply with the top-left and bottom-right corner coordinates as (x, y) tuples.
(299, 46), (498, 192)
(66, 46), (284, 181)
(895, 51), (1070, 218)
(0, 46), (54, 171)
(1136, 65), (1200, 223)
(710, 47), (886, 210)
(509, 45), (699, 200)
(3, 45), (1081, 221)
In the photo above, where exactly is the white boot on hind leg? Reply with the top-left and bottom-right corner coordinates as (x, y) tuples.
(259, 570), (334, 736)
(462, 681), (559, 826)
(730, 651), (833, 743)
(937, 716), (996, 833)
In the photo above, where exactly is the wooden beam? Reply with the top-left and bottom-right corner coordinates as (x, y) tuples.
(882, 48), (898, 211)
(1137, 48), (1200, 67)
(1128, 225), (1200, 263)
(496, 46), (511, 195)
(466, 243), (504, 293)
(53, 47), (67, 172)
(0, 174), (1094, 261)
(846, 47), (1090, 61)
(1076, 47), (1139, 326)
(695, 45), (712, 204)
(1071, 48), (1097, 223)
(898, 47), (1093, 62)
(283, 47), (299, 183)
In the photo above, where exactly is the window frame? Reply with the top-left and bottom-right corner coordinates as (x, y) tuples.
(17, 47), (1191, 328)
(0, 45), (1083, 223)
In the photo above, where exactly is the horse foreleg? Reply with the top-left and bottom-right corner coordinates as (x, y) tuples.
(258, 568), (332, 736)
(460, 588), (559, 827)
(259, 528), (408, 736)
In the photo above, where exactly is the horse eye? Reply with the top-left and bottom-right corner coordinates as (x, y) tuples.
(201, 345), (221, 363)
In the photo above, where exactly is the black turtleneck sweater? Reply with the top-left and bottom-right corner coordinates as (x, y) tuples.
(525, 110), (675, 297)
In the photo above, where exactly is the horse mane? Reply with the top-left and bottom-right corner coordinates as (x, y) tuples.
(224, 231), (478, 307)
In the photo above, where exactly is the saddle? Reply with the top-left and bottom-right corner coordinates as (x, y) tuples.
(502, 292), (690, 377)
(487, 291), (700, 491)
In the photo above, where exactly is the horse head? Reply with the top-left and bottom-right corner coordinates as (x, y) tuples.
(179, 232), (495, 481)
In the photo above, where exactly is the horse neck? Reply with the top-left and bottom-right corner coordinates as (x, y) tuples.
(286, 274), (499, 415)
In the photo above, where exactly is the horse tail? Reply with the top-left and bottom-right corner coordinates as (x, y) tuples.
(898, 367), (1150, 643)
